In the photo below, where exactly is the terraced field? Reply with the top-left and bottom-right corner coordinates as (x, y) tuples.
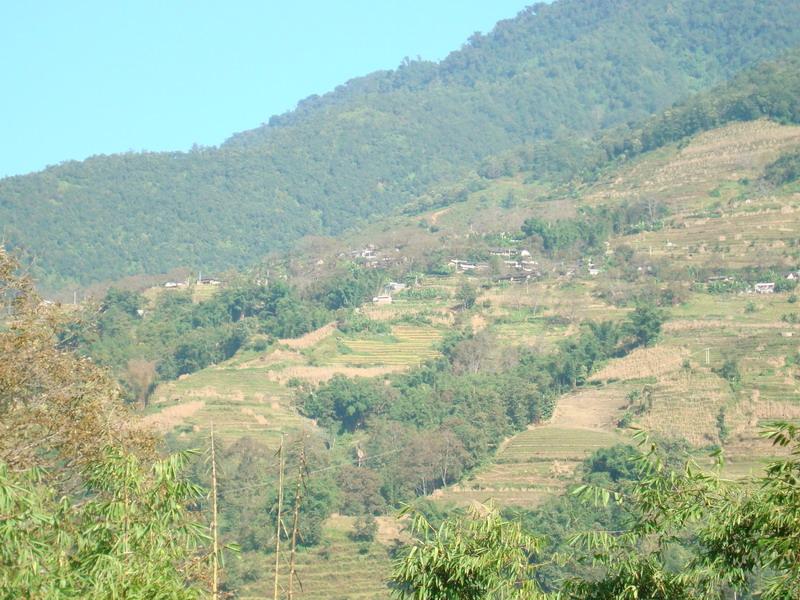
(134, 120), (800, 597)
(589, 121), (800, 270)
(585, 121), (800, 214)
(237, 515), (398, 600)
(320, 325), (443, 368)
(623, 205), (800, 269)
(437, 426), (625, 509)
(436, 386), (630, 509)
(143, 315), (446, 457)
(145, 365), (312, 448)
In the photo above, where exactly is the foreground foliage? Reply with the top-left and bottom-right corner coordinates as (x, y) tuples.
(392, 422), (800, 599)
(1, 451), (206, 599)
(0, 249), (209, 597)
(391, 504), (546, 599)
(567, 423), (800, 599)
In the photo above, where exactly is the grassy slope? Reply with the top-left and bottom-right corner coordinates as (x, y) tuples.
(140, 119), (800, 597)
(436, 120), (800, 510)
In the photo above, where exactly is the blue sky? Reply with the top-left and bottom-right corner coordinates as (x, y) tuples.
(0, 1), (530, 178)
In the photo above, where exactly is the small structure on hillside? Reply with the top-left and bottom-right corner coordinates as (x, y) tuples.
(385, 282), (407, 293)
(754, 282), (775, 294)
(372, 294), (392, 305)
(490, 248), (514, 257)
(450, 259), (478, 271)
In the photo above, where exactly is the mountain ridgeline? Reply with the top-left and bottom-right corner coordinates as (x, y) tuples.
(4, 0), (800, 290)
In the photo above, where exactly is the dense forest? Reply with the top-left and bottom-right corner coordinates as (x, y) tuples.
(482, 47), (800, 184)
(4, 0), (800, 290)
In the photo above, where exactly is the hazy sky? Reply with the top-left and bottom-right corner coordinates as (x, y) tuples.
(0, 1), (531, 178)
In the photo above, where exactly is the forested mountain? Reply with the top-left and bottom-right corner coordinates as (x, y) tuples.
(4, 0), (800, 290)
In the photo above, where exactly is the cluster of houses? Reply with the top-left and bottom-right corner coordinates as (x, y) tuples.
(163, 276), (223, 289)
(448, 248), (541, 276)
(449, 259), (485, 272)
(349, 245), (407, 270)
(559, 257), (603, 279)
(705, 270), (800, 294)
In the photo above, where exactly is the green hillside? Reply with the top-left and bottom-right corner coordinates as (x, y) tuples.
(5, 0), (800, 290)
(129, 105), (800, 595)
(7, 3), (800, 597)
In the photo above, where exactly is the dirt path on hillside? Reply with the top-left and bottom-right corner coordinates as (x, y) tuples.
(429, 207), (451, 225)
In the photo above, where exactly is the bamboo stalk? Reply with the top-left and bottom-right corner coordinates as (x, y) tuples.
(211, 423), (219, 600)
(273, 434), (285, 600)
(288, 440), (307, 600)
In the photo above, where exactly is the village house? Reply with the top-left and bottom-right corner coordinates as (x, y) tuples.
(385, 282), (407, 293)
(754, 282), (775, 294)
(450, 259), (478, 272)
(490, 248), (514, 258)
(372, 294), (392, 305)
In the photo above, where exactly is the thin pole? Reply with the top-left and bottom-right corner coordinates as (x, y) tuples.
(210, 423), (219, 600)
(273, 434), (285, 600)
(288, 441), (307, 600)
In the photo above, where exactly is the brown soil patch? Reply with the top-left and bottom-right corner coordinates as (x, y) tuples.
(280, 322), (337, 349)
(549, 386), (629, 430)
(237, 347), (303, 370)
(429, 207), (452, 225)
(265, 364), (404, 385)
(590, 346), (687, 382)
(375, 516), (408, 545)
(470, 313), (488, 332)
(142, 400), (204, 430)
(241, 407), (268, 425)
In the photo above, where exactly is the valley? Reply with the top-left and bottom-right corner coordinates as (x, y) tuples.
(134, 119), (800, 597)
(5, 2), (800, 597)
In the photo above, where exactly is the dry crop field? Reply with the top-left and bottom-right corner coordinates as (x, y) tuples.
(237, 515), (400, 600)
(435, 385), (630, 510)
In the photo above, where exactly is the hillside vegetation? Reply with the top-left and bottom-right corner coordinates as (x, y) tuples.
(112, 112), (795, 597)
(5, 0), (800, 290)
(7, 3), (800, 597)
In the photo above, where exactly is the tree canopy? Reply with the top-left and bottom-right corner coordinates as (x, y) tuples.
(4, 0), (800, 290)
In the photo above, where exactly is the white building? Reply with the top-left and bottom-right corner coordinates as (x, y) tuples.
(754, 282), (775, 294)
